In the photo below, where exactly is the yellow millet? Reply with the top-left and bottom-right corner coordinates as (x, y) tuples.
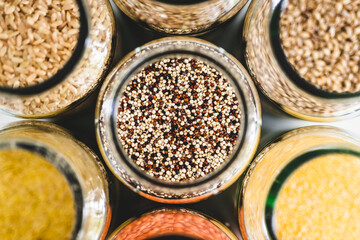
(0, 149), (76, 240)
(274, 153), (360, 240)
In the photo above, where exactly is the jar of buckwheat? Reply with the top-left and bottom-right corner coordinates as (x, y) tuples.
(113, 0), (249, 35)
(0, 0), (115, 118)
(244, 0), (360, 121)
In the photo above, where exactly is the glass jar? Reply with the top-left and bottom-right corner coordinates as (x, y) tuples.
(113, 0), (249, 35)
(0, 121), (111, 239)
(96, 37), (261, 203)
(107, 208), (237, 240)
(0, 0), (115, 118)
(244, 0), (360, 121)
(239, 126), (360, 239)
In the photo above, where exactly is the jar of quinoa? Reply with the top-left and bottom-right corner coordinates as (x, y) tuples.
(0, 121), (111, 240)
(108, 208), (237, 240)
(96, 37), (261, 203)
(0, 0), (115, 118)
(113, 0), (249, 35)
(244, 0), (360, 121)
(239, 126), (360, 239)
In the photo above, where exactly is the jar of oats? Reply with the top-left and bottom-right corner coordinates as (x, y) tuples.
(0, 121), (110, 239)
(0, 0), (115, 118)
(239, 126), (360, 239)
(113, 0), (248, 35)
(244, 0), (360, 121)
(96, 37), (261, 203)
(108, 208), (237, 240)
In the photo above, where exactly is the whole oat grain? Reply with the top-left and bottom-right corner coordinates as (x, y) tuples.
(117, 57), (242, 182)
(280, 0), (360, 93)
(0, 0), (80, 88)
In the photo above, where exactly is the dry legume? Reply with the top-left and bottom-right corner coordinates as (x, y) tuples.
(111, 209), (231, 240)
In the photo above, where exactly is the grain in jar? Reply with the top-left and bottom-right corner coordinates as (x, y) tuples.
(0, 121), (111, 239)
(96, 37), (261, 203)
(0, 0), (115, 118)
(0, 149), (75, 240)
(239, 126), (360, 240)
(279, 0), (360, 93)
(244, 0), (360, 121)
(113, 0), (249, 35)
(107, 209), (237, 240)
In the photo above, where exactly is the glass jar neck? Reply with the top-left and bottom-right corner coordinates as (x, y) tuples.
(154, 0), (210, 5)
(0, 136), (84, 239)
(0, 0), (90, 97)
(269, 0), (360, 99)
(109, 50), (248, 190)
(265, 148), (360, 239)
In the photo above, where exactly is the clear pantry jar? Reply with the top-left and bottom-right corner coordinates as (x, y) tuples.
(0, 0), (115, 118)
(113, 0), (249, 35)
(0, 121), (111, 240)
(244, 0), (360, 121)
(96, 37), (261, 203)
(239, 126), (360, 239)
(107, 208), (237, 240)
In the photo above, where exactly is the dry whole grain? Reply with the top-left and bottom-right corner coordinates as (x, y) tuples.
(0, 0), (80, 88)
(117, 57), (242, 182)
(280, 0), (360, 93)
(0, 0), (114, 116)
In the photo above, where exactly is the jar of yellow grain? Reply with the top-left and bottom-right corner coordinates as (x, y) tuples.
(239, 126), (360, 240)
(0, 0), (115, 118)
(0, 121), (110, 240)
(244, 0), (360, 121)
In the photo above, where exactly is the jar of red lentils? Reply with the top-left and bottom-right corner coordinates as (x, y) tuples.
(239, 125), (360, 239)
(96, 37), (261, 203)
(244, 0), (360, 121)
(113, 0), (249, 35)
(0, 0), (115, 118)
(107, 208), (237, 240)
(0, 121), (111, 239)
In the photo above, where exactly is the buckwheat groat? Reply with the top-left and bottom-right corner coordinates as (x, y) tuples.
(280, 0), (360, 93)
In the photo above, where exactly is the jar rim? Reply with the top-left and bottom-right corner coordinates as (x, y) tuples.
(269, 0), (360, 99)
(0, 0), (90, 96)
(107, 208), (237, 240)
(0, 136), (84, 240)
(109, 49), (249, 189)
(154, 0), (210, 5)
(265, 147), (360, 239)
(239, 126), (360, 239)
(97, 37), (261, 201)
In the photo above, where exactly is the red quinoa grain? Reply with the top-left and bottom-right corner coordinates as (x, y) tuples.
(117, 57), (242, 182)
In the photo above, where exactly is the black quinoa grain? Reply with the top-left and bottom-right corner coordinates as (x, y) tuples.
(117, 58), (242, 182)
